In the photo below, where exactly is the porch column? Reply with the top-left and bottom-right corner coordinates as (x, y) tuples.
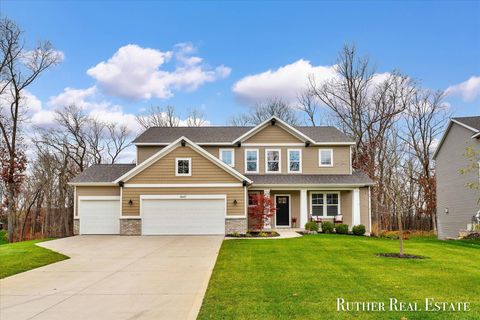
(352, 188), (361, 226)
(264, 189), (272, 229)
(300, 189), (308, 229)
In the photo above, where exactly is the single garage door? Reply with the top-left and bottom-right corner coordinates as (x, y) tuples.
(78, 196), (120, 234)
(141, 195), (226, 235)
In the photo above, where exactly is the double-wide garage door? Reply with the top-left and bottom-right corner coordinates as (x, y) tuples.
(141, 196), (226, 235)
(78, 195), (226, 235)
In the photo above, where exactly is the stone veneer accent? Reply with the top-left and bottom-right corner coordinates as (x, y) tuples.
(225, 218), (247, 234)
(120, 219), (142, 235)
(73, 219), (79, 235)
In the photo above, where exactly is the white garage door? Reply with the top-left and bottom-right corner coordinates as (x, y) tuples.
(141, 195), (226, 235)
(78, 196), (120, 234)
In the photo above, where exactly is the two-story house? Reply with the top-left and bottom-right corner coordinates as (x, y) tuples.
(433, 116), (480, 239)
(70, 116), (374, 235)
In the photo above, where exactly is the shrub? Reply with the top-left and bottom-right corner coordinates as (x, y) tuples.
(258, 232), (268, 237)
(321, 221), (334, 233)
(0, 230), (7, 244)
(352, 224), (366, 236)
(335, 224), (349, 234)
(305, 221), (319, 232)
(474, 224), (480, 232)
(463, 232), (480, 240)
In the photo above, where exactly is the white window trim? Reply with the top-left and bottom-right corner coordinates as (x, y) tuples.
(287, 149), (302, 173)
(175, 157), (192, 176)
(309, 191), (341, 218)
(318, 149), (334, 167)
(265, 148), (281, 173)
(219, 148), (235, 167)
(248, 191), (261, 207)
(245, 148), (259, 173)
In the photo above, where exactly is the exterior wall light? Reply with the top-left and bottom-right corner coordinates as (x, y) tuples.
(128, 199), (133, 206)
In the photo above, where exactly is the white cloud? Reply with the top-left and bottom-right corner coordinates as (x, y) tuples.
(232, 59), (337, 105)
(445, 76), (480, 102)
(87, 44), (231, 100)
(48, 86), (100, 109)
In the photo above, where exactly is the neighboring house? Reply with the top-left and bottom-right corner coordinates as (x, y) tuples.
(69, 116), (374, 236)
(433, 116), (480, 239)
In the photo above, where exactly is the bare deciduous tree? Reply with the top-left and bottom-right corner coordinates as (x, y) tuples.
(229, 97), (299, 126)
(0, 18), (61, 242)
(136, 105), (179, 128)
(296, 90), (318, 126)
(187, 108), (208, 127)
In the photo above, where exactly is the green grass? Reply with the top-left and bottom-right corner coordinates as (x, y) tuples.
(198, 235), (480, 319)
(0, 238), (69, 279)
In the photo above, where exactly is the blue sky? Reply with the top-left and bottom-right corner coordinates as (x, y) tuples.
(2, 0), (479, 129)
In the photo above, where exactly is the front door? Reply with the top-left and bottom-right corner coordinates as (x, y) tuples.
(275, 195), (290, 227)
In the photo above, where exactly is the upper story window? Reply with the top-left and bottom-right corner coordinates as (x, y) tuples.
(266, 149), (281, 173)
(288, 149), (302, 173)
(319, 149), (333, 167)
(245, 149), (259, 173)
(175, 158), (191, 176)
(219, 148), (235, 167)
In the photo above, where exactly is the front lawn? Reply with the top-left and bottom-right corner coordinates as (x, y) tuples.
(198, 234), (480, 319)
(0, 238), (68, 279)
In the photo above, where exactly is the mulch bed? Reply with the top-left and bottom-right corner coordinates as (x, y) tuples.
(227, 231), (280, 238)
(376, 253), (426, 259)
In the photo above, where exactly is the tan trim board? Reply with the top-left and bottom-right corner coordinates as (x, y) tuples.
(69, 182), (117, 186)
(124, 183), (244, 188)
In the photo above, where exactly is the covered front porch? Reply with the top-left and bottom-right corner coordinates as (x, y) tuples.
(247, 187), (370, 232)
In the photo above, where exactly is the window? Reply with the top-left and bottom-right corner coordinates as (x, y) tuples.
(248, 191), (260, 206)
(266, 149), (281, 173)
(219, 148), (235, 167)
(311, 193), (340, 217)
(245, 149), (259, 173)
(319, 149), (333, 167)
(288, 149), (302, 173)
(175, 158), (191, 176)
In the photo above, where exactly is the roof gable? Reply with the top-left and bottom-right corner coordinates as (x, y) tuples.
(244, 121), (304, 143)
(115, 136), (252, 184)
(233, 116), (312, 144)
(433, 118), (480, 159)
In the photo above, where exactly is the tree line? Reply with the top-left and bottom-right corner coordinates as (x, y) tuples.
(0, 17), (449, 242)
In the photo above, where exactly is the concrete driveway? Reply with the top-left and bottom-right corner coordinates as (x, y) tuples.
(0, 235), (223, 320)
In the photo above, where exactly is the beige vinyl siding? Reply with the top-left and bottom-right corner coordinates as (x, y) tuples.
(137, 146), (164, 164)
(74, 186), (120, 217)
(245, 125), (303, 143)
(122, 187), (245, 217)
(270, 190), (300, 227)
(128, 146), (239, 184)
(204, 146), (350, 174)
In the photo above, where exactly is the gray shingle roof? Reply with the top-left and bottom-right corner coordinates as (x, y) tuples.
(246, 171), (374, 186)
(70, 164), (135, 183)
(132, 126), (353, 144)
(453, 116), (480, 131)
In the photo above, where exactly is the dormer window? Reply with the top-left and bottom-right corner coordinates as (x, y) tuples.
(319, 149), (333, 167)
(219, 148), (235, 167)
(176, 158), (191, 176)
